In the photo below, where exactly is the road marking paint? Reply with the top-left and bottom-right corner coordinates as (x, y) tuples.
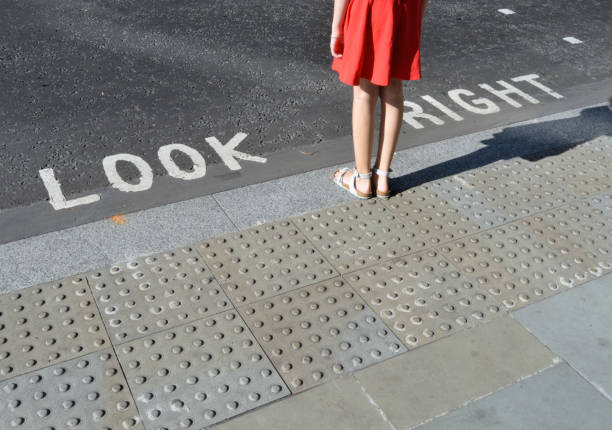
(421, 95), (464, 122)
(403, 73), (562, 129)
(102, 153), (154, 192)
(39, 168), (101, 210)
(39, 132), (267, 210)
(447, 89), (500, 114)
(511, 74), (564, 99)
(479, 80), (540, 108)
(497, 8), (515, 15)
(205, 132), (267, 171)
(563, 36), (583, 44)
(37, 73), (563, 212)
(403, 100), (446, 129)
(158, 143), (207, 180)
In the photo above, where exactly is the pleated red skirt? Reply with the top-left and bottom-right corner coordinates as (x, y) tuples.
(331, 0), (422, 86)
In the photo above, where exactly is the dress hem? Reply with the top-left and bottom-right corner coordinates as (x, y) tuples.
(332, 65), (422, 87)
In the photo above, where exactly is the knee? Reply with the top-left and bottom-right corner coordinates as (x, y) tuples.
(381, 82), (403, 106)
(354, 82), (379, 104)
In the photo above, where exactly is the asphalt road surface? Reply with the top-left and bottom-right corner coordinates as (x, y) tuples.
(1, 0), (611, 242)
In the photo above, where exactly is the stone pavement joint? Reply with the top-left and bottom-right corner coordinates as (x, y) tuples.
(237, 277), (405, 393)
(0, 276), (110, 382)
(0, 348), (144, 430)
(514, 273), (612, 402)
(116, 310), (288, 429)
(292, 199), (428, 274)
(87, 246), (232, 345)
(415, 364), (612, 430)
(0, 138), (611, 428)
(196, 220), (338, 305)
(344, 249), (504, 349)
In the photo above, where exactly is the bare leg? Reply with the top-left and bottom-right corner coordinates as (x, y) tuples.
(374, 78), (403, 193)
(334, 78), (379, 195)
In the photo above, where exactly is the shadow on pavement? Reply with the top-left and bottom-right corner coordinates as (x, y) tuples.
(391, 103), (612, 193)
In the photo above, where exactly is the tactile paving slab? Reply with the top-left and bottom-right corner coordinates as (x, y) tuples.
(381, 185), (483, 246)
(116, 310), (288, 429)
(585, 136), (612, 159)
(439, 223), (577, 310)
(196, 220), (337, 305)
(292, 199), (427, 274)
(87, 246), (232, 344)
(237, 278), (406, 393)
(431, 177), (510, 228)
(587, 191), (612, 217)
(344, 249), (504, 349)
(453, 159), (576, 219)
(0, 348), (144, 430)
(524, 155), (610, 200)
(515, 201), (612, 284)
(0, 276), (110, 381)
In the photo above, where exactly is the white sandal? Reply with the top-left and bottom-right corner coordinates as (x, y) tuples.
(373, 168), (392, 199)
(333, 167), (373, 199)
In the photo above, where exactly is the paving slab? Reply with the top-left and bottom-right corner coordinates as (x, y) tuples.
(212, 163), (359, 231)
(116, 310), (288, 429)
(196, 220), (337, 306)
(0, 348), (144, 430)
(586, 135), (612, 159)
(515, 201), (612, 284)
(429, 177), (510, 228)
(452, 158), (575, 219)
(587, 191), (612, 217)
(293, 199), (428, 274)
(237, 278), (406, 393)
(0, 276), (110, 381)
(0, 195), (236, 295)
(354, 316), (558, 430)
(458, 143), (612, 201)
(381, 185), (483, 246)
(438, 223), (579, 310)
(211, 375), (394, 430)
(416, 363), (612, 430)
(530, 143), (612, 199)
(514, 273), (612, 401)
(344, 249), (504, 349)
(87, 246), (232, 345)
(497, 146), (612, 201)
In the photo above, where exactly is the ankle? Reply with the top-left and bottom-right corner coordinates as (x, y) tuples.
(356, 176), (372, 189)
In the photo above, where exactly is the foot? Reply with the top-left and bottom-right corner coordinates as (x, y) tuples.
(334, 168), (372, 195)
(372, 171), (389, 194)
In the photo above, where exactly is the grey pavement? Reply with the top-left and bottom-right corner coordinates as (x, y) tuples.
(416, 364), (612, 430)
(1, 104), (612, 429)
(514, 274), (612, 402)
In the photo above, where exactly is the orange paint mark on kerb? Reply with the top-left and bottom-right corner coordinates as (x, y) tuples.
(111, 215), (126, 225)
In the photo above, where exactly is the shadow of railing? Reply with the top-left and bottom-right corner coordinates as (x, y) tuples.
(391, 103), (612, 193)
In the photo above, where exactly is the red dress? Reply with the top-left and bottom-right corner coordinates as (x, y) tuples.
(332, 0), (422, 86)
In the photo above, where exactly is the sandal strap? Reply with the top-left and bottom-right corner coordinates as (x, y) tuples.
(355, 168), (372, 179)
(373, 168), (392, 177)
(334, 167), (351, 186)
(349, 168), (372, 198)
